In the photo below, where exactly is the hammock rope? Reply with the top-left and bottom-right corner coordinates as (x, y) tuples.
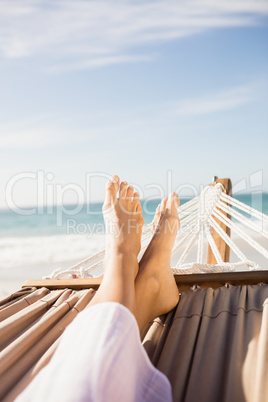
(44, 183), (268, 279)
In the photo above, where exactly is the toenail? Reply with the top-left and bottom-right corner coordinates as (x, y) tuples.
(111, 176), (119, 183)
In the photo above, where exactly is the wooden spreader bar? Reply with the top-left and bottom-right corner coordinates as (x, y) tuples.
(206, 177), (232, 264)
(23, 271), (268, 293)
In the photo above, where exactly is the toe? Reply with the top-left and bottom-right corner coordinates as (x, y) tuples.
(137, 204), (144, 227)
(136, 203), (143, 214)
(126, 185), (134, 202)
(160, 198), (168, 214)
(103, 175), (119, 208)
(119, 181), (128, 199)
(167, 192), (180, 211)
(132, 191), (140, 210)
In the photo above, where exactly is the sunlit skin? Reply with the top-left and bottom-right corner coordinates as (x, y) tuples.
(89, 175), (180, 334)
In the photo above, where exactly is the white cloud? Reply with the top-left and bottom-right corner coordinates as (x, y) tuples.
(47, 54), (154, 73)
(0, 1), (267, 70)
(0, 116), (98, 149)
(0, 128), (62, 149)
(172, 86), (253, 116)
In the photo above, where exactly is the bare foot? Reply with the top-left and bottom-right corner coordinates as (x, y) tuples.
(89, 175), (144, 312)
(135, 193), (180, 332)
(102, 175), (144, 279)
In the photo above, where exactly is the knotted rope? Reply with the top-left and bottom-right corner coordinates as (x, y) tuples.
(45, 183), (268, 279)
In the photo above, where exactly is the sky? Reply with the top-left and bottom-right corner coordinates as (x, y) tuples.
(0, 0), (268, 209)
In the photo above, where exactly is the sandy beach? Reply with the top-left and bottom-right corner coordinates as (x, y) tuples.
(0, 233), (106, 300)
(0, 260), (79, 300)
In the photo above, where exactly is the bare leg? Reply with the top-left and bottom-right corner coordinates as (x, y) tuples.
(89, 175), (144, 315)
(135, 193), (180, 334)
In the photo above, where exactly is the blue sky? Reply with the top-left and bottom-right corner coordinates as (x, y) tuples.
(0, 1), (268, 208)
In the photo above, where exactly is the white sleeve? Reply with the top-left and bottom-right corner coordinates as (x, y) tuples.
(16, 302), (172, 402)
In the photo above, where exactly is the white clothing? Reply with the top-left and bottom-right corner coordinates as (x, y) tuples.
(16, 302), (172, 402)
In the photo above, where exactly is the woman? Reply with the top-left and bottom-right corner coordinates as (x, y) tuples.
(16, 175), (180, 402)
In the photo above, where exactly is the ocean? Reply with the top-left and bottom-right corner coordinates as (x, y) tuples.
(0, 194), (268, 284)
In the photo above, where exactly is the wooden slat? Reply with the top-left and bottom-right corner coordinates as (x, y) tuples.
(207, 178), (232, 264)
(23, 271), (268, 293)
(174, 271), (268, 292)
(23, 278), (102, 291)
